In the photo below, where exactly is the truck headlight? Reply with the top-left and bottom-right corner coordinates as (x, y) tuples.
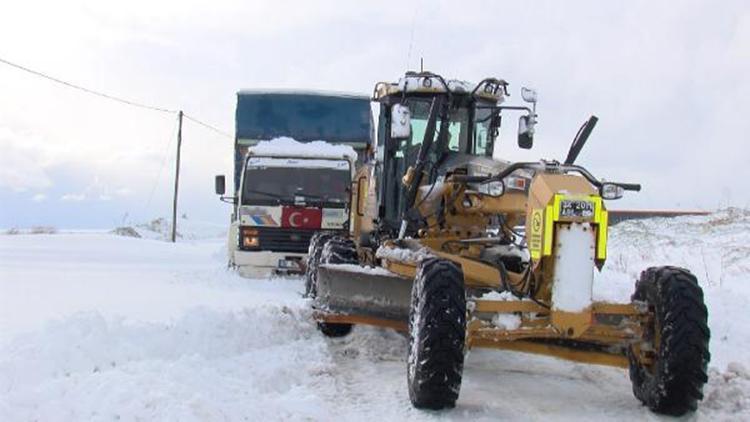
(243, 235), (259, 248)
(241, 228), (260, 248)
(600, 183), (624, 200)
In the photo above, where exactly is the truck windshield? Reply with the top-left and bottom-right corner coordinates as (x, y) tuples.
(242, 160), (350, 207)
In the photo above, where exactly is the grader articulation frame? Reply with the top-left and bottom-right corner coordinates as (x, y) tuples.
(305, 72), (710, 416)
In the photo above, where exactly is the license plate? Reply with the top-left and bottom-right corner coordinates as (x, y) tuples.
(559, 199), (594, 218)
(278, 259), (300, 269)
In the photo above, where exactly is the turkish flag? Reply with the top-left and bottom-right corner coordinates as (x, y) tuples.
(281, 206), (322, 229)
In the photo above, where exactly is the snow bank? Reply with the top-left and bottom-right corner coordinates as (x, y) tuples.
(250, 137), (357, 161)
(0, 234), (335, 420)
(2, 226), (58, 235)
(702, 363), (750, 418)
(0, 306), (336, 421)
(594, 208), (750, 370)
(596, 207), (750, 296)
(113, 217), (226, 241)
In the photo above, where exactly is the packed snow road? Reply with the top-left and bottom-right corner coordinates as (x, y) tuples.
(1, 211), (749, 420)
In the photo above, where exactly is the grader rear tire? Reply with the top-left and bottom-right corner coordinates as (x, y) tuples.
(314, 237), (356, 338)
(407, 258), (466, 410)
(628, 266), (710, 416)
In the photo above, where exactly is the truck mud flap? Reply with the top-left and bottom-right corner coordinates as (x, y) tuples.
(314, 264), (413, 323)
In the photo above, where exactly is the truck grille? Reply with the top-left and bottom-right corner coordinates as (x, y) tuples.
(255, 227), (317, 253)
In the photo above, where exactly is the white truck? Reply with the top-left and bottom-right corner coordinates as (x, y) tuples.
(214, 91), (371, 277)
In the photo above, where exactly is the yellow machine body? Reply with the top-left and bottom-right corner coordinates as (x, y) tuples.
(311, 73), (708, 417)
(317, 168), (650, 369)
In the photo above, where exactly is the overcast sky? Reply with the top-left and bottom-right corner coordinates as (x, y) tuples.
(1, 0), (748, 228)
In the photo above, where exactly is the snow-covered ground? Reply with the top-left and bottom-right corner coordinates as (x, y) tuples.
(1, 210), (748, 420)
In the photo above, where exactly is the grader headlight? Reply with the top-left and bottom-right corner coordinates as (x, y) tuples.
(479, 180), (505, 196)
(600, 183), (625, 200)
(477, 176), (526, 197)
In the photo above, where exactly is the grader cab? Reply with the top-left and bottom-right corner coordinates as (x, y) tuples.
(305, 71), (710, 416)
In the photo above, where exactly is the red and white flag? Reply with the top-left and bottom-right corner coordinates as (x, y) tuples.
(281, 207), (322, 229)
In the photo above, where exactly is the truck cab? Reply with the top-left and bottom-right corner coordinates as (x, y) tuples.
(216, 90), (372, 277)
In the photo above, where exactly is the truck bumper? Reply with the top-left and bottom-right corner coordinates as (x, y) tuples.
(232, 250), (307, 278)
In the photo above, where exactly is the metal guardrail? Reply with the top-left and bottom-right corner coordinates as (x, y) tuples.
(607, 210), (711, 225)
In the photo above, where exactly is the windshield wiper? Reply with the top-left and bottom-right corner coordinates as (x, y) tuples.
(293, 192), (319, 198)
(244, 189), (288, 202)
(295, 193), (346, 203)
(246, 189), (346, 205)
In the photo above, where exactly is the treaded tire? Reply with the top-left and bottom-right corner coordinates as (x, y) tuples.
(407, 257), (466, 410)
(304, 232), (334, 298)
(628, 266), (710, 416)
(321, 238), (358, 264)
(314, 237), (357, 337)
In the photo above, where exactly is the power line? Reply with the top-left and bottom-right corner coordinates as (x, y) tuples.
(0, 56), (177, 114)
(1, 53), (233, 238)
(184, 113), (232, 139)
(0, 55), (233, 138)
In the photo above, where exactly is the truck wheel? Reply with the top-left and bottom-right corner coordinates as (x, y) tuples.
(407, 257), (466, 410)
(304, 232), (334, 298)
(315, 237), (357, 337)
(628, 266), (710, 416)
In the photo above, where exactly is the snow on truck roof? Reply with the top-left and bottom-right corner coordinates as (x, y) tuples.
(248, 137), (358, 161)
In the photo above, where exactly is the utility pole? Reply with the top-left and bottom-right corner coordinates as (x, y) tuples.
(171, 110), (183, 243)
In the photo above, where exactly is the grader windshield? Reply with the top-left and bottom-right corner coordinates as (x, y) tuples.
(394, 97), (494, 160)
(374, 72), (537, 233)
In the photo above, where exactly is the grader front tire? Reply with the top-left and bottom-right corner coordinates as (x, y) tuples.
(304, 232), (333, 298)
(407, 258), (466, 410)
(628, 266), (710, 416)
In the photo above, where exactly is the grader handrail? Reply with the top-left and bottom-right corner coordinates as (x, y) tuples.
(452, 161), (641, 192)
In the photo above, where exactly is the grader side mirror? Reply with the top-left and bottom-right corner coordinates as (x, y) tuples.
(215, 175), (226, 195)
(518, 115), (534, 149)
(390, 104), (412, 140)
(521, 87), (538, 103)
(518, 87), (538, 149)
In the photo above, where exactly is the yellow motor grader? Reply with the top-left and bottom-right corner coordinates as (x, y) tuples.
(305, 71), (710, 416)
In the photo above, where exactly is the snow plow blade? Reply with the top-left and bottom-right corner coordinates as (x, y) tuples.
(314, 264), (412, 322)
